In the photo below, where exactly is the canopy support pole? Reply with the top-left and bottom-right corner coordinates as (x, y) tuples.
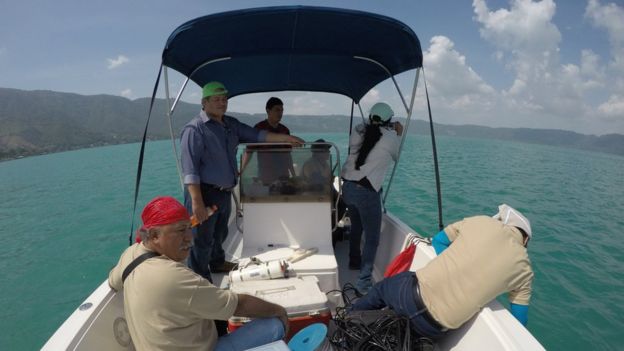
(129, 64), (163, 245)
(167, 57), (231, 117)
(164, 67), (185, 193)
(169, 76), (190, 117)
(384, 68), (420, 204)
(353, 56), (419, 205)
(187, 57), (232, 82)
(347, 100), (355, 157)
(161, 57), (232, 197)
(422, 68), (444, 230)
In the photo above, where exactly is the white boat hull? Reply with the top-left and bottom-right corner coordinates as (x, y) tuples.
(43, 211), (544, 351)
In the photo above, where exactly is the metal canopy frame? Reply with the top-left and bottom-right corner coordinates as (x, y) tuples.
(161, 56), (420, 199)
(129, 6), (445, 243)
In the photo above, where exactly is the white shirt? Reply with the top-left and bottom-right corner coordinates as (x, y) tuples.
(341, 123), (401, 192)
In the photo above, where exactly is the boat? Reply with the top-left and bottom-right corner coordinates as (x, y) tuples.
(43, 6), (545, 350)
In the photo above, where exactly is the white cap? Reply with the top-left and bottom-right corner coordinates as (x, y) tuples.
(493, 204), (532, 239)
(368, 102), (394, 125)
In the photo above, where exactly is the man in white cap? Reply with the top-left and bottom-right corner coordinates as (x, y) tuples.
(350, 204), (534, 339)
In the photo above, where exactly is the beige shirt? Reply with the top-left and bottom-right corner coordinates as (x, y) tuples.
(108, 243), (239, 351)
(416, 216), (533, 329)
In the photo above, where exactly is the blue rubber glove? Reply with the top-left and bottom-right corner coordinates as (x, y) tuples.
(510, 303), (529, 326)
(431, 230), (451, 255)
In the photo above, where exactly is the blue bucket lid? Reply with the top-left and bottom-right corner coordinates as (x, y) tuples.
(287, 323), (328, 351)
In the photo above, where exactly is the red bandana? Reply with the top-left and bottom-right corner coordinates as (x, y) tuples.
(142, 196), (190, 229)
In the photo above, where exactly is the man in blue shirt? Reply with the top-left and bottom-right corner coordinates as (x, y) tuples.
(180, 82), (303, 281)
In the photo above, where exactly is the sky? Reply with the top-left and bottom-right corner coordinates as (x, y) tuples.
(1, 0), (623, 135)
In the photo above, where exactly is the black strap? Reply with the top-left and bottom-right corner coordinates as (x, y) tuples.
(423, 67), (444, 230)
(342, 177), (375, 191)
(122, 252), (159, 283)
(355, 177), (375, 191)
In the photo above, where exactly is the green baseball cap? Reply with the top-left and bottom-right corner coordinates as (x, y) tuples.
(202, 81), (228, 98)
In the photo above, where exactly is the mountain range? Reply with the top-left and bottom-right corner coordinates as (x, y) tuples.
(1, 87), (623, 161)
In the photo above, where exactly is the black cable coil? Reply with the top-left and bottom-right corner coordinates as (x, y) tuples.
(326, 283), (435, 351)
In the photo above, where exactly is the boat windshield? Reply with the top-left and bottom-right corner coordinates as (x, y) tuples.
(239, 144), (334, 203)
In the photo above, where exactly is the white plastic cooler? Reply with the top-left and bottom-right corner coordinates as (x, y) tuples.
(228, 276), (332, 339)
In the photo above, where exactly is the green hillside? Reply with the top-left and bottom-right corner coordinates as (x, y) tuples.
(1, 87), (622, 160)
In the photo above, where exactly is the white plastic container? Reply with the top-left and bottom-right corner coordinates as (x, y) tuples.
(229, 259), (289, 282)
(237, 246), (339, 292)
(230, 276), (328, 315)
(228, 276), (332, 338)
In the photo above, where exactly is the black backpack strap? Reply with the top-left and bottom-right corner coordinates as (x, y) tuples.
(122, 252), (159, 283)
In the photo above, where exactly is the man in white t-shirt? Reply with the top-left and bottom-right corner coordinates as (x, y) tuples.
(350, 204), (534, 339)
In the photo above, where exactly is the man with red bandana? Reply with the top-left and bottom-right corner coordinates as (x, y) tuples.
(109, 196), (289, 351)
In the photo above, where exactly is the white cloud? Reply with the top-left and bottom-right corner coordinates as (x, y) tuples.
(586, 0), (624, 73)
(473, 0), (564, 101)
(181, 1), (624, 134)
(585, 0), (624, 122)
(473, 0), (560, 55)
(425, 36), (495, 99)
(227, 91), (353, 118)
(107, 55), (129, 70)
(598, 94), (624, 117)
(494, 51), (504, 62)
(291, 93), (328, 115)
(421, 35), (496, 119)
(468, 0), (617, 130)
(360, 88), (380, 106)
(580, 50), (604, 80)
(120, 88), (133, 98)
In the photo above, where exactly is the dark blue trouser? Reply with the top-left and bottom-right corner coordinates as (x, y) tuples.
(342, 180), (382, 291)
(350, 271), (447, 339)
(185, 185), (232, 282)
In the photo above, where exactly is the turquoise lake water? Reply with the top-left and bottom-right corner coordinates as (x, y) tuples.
(1, 133), (623, 350)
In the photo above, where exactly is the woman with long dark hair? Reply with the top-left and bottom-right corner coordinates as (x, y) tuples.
(341, 102), (403, 293)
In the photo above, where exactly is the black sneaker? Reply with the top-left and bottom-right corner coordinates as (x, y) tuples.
(414, 337), (435, 351)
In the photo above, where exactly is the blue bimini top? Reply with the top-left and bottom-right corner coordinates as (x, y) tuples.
(162, 6), (423, 102)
